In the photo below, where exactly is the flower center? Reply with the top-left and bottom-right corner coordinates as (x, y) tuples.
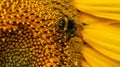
(0, 0), (83, 67)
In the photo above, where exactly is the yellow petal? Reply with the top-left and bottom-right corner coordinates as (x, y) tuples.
(77, 12), (118, 25)
(73, 0), (120, 21)
(82, 45), (120, 67)
(81, 60), (91, 67)
(82, 23), (120, 61)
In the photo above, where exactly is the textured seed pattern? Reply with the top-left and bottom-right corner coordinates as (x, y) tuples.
(0, 0), (82, 67)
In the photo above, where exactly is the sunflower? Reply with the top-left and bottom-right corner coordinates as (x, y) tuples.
(0, 0), (120, 67)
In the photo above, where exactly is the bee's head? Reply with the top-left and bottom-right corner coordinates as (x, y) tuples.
(58, 16), (77, 37)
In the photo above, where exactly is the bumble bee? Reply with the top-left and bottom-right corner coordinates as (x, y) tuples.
(58, 17), (77, 36)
